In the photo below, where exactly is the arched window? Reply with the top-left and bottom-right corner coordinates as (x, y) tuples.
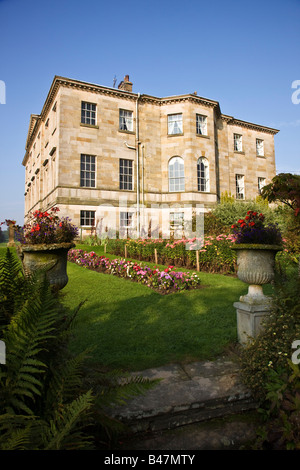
(168, 156), (185, 192)
(197, 157), (209, 192)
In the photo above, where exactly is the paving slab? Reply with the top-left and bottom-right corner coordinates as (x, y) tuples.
(110, 356), (258, 433)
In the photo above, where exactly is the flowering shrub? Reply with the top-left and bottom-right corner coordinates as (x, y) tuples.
(16, 207), (78, 245)
(67, 249), (201, 294)
(106, 234), (237, 274)
(231, 211), (282, 245)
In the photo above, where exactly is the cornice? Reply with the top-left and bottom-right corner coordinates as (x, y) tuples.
(221, 114), (279, 135)
(22, 76), (279, 166)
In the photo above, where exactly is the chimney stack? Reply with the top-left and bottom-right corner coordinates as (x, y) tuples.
(118, 75), (133, 92)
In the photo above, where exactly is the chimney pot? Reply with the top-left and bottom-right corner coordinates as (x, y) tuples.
(118, 75), (133, 92)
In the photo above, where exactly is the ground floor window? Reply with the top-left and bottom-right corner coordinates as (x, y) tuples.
(120, 211), (134, 228)
(170, 212), (184, 231)
(80, 210), (95, 226)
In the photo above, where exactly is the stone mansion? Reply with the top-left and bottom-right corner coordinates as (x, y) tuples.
(22, 75), (279, 238)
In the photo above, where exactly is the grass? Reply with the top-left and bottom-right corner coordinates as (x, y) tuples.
(0, 243), (274, 372)
(61, 243), (274, 371)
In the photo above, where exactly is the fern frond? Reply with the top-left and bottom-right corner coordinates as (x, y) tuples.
(43, 390), (94, 450)
(0, 248), (26, 331)
(45, 350), (89, 415)
(1, 277), (62, 414)
(0, 413), (35, 450)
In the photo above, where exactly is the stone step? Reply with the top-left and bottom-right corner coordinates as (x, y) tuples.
(111, 357), (258, 434)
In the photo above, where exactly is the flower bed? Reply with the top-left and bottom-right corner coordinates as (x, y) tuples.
(106, 234), (237, 274)
(67, 249), (201, 294)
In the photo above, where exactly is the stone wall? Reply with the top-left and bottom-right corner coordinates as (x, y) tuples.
(22, 76), (278, 234)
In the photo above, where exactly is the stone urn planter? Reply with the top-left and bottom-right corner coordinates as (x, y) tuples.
(232, 244), (283, 345)
(232, 244), (283, 303)
(20, 242), (75, 291)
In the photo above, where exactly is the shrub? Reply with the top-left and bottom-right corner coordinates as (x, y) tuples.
(239, 268), (300, 449)
(253, 361), (300, 450)
(239, 270), (300, 402)
(211, 198), (279, 229)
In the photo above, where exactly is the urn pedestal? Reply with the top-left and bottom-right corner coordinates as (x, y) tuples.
(20, 242), (75, 291)
(232, 244), (282, 345)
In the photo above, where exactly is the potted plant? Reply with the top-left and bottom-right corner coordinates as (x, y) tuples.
(16, 207), (78, 291)
(231, 211), (283, 303)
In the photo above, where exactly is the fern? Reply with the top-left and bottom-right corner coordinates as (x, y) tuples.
(0, 414), (35, 450)
(0, 248), (29, 332)
(43, 391), (94, 450)
(1, 278), (60, 415)
(0, 248), (158, 449)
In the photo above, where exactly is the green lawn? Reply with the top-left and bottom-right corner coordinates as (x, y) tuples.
(1, 244), (273, 372)
(62, 243), (271, 371)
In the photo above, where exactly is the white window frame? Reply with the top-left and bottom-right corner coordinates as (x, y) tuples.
(197, 157), (210, 192)
(170, 212), (184, 228)
(234, 134), (243, 152)
(119, 109), (133, 132)
(258, 177), (266, 194)
(80, 210), (95, 227)
(80, 154), (96, 188)
(168, 114), (183, 135)
(119, 159), (133, 191)
(196, 114), (207, 136)
(120, 211), (134, 228)
(235, 174), (245, 200)
(168, 156), (185, 192)
(81, 101), (97, 126)
(256, 139), (264, 157)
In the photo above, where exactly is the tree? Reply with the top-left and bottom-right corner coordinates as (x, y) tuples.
(261, 173), (300, 218)
(261, 173), (300, 274)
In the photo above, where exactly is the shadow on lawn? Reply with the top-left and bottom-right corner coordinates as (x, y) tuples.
(68, 275), (249, 372)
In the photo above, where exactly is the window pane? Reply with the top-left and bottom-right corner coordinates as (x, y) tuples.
(81, 102), (96, 125)
(168, 114), (183, 135)
(80, 154), (96, 187)
(168, 156), (184, 192)
(196, 115), (207, 135)
(119, 159), (133, 190)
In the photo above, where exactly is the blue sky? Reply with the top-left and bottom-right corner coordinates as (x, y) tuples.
(0, 0), (299, 225)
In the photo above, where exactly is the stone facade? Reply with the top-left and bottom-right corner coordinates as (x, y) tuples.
(22, 75), (279, 238)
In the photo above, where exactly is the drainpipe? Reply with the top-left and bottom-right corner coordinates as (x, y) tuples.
(142, 144), (145, 206)
(136, 93), (141, 238)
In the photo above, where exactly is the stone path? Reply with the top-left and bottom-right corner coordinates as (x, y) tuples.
(109, 356), (259, 450)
